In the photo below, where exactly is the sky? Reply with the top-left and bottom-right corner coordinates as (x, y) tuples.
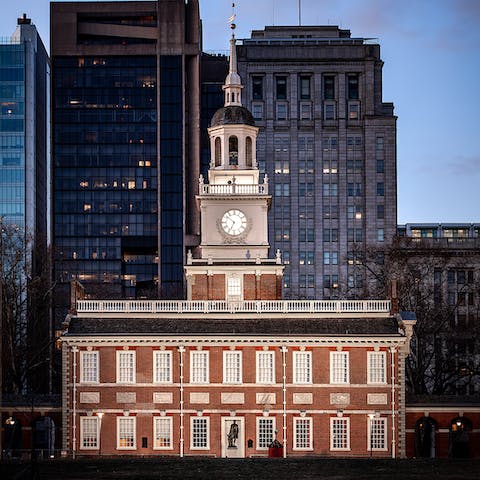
(1, 0), (479, 223)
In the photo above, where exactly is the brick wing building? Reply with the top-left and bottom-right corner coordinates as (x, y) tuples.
(61, 24), (415, 459)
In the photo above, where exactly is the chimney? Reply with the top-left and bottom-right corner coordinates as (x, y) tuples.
(390, 278), (399, 314)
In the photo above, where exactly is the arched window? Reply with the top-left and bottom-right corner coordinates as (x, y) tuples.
(215, 137), (222, 166)
(229, 136), (238, 165)
(246, 137), (252, 167)
(449, 416), (472, 458)
(414, 416), (437, 458)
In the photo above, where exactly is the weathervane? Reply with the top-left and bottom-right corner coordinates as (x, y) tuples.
(228, 2), (236, 31)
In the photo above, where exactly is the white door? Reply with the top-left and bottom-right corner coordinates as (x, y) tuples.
(221, 417), (245, 458)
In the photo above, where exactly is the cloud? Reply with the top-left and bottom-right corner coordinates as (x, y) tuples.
(447, 155), (480, 175)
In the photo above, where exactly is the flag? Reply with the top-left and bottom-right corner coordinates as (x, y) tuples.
(228, 14), (236, 23)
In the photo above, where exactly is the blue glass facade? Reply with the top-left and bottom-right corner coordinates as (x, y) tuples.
(0, 44), (25, 226)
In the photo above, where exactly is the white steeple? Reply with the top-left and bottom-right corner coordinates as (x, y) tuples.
(223, 23), (243, 107)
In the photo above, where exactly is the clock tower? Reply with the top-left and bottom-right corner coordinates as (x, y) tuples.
(185, 24), (283, 301)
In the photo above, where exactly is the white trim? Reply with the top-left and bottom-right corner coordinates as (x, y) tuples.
(116, 350), (136, 384)
(79, 350), (99, 384)
(293, 417), (313, 451)
(226, 274), (243, 302)
(153, 416), (173, 450)
(79, 416), (99, 450)
(367, 351), (387, 385)
(330, 417), (350, 451)
(190, 350), (209, 384)
(153, 350), (172, 384)
(293, 351), (312, 384)
(330, 351), (349, 384)
(256, 416), (276, 450)
(223, 350), (242, 384)
(116, 416), (136, 450)
(190, 416), (210, 450)
(368, 417), (388, 451)
(256, 350), (275, 384)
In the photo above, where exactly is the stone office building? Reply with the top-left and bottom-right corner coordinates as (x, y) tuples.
(60, 29), (413, 458)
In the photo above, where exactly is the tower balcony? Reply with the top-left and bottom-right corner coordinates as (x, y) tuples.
(199, 183), (268, 195)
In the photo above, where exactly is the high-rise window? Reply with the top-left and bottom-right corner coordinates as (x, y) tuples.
(190, 351), (209, 384)
(117, 351), (136, 384)
(256, 351), (275, 384)
(347, 75), (359, 100)
(80, 351), (99, 383)
(117, 417), (136, 450)
(377, 204), (385, 219)
(191, 417), (209, 449)
(299, 76), (311, 99)
(257, 417), (275, 449)
(223, 351), (242, 384)
(377, 228), (384, 242)
(377, 182), (385, 196)
(294, 417), (313, 450)
(153, 351), (172, 383)
(330, 351), (349, 384)
(252, 76), (263, 100)
(154, 417), (172, 449)
(276, 76), (287, 99)
(80, 417), (99, 450)
(368, 351), (386, 384)
(293, 351), (312, 384)
(330, 417), (350, 450)
(323, 76), (335, 99)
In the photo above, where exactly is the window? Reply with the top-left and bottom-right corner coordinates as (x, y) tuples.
(274, 183), (290, 197)
(252, 76), (263, 100)
(117, 351), (136, 384)
(368, 351), (386, 384)
(330, 417), (350, 450)
(190, 351), (209, 384)
(330, 351), (349, 384)
(294, 417), (313, 450)
(324, 102), (335, 120)
(214, 137), (221, 166)
(347, 75), (359, 100)
(80, 417), (99, 450)
(80, 351), (99, 383)
(369, 418), (387, 451)
(348, 102), (360, 120)
(377, 228), (384, 242)
(293, 351), (312, 384)
(323, 183), (338, 196)
(227, 275), (242, 300)
(117, 416), (136, 450)
(256, 351), (275, 384)
(377, 204), (385, 219)
(252, 103), (263, 121)
(276, 76), (287, 99)
(377, 182), (384, 196)
(229, 136), (238, 165)
(257, 417), (275, 449)
(323, 76), (335, 99)
(223, 351), (242, 384)
(276, 102), (288, 120)
(154, 417), (173, 449)
(299, 76), (311, 99)
(191, 417), (209, 449)
(154, 351), (172, 383)
(300, 102), (312, 120)
(246, 137), (253, 166)
(376, 159), (384, 173)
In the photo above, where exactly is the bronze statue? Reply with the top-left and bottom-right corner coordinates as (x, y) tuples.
(227, 420), (239, 448)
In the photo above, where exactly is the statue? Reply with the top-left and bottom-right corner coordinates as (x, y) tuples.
(227, 420), (239, 448)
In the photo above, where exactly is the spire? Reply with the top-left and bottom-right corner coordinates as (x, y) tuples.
(223, 3), (243, 107)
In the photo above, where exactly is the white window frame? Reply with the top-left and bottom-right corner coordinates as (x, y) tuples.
(256, 417), (276, 450)
(368, 417), (387, 451)
(226, 275), (243, 301)
(324, 101), (336, 120)
(293, 417), (313, 451)
(153, 416), (173, 450)
(299, 101), (312, 120)
(153, 350), (172, 384)
(80, 416), (99, 450)
(330, 351), (349, 384)
(293, 351), (312, 384)
(80, 351), (99, 384)
(223, 350), (242, 384)
(252, 102), (263, 121)
(367, 351), (387, 385)
(276, 101), (288, 120)
(117, 416), (136, 450)
(116, 350), (136, 384)
(190, 350), (209, 384)
(190, 416), (210, 450)
(256, 351), (275, 384)
(330, 417), (350, 451)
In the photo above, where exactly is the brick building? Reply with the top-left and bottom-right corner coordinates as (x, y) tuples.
(60, 27), (416, 459)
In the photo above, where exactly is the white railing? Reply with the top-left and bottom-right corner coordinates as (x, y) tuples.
(200, 184), (268, 195)
(76, 299), (391, 314)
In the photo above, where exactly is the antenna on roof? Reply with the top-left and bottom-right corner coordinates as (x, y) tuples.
(298, 0), (301, 26)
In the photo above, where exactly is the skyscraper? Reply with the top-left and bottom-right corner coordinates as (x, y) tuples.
(234, 26), (397, 299)
(51, 1), (200, 313)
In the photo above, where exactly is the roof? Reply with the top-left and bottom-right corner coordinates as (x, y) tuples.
(210, 105), (255, 127)
(65, 316), (400, 337)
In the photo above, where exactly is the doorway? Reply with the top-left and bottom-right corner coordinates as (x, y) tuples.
(221, 417), (245, 458)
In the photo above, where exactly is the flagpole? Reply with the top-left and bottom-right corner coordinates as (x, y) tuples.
(298, 0), (301, 26)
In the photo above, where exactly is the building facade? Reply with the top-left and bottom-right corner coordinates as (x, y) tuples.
(61, 28), (414, 459)
(232, 26), (397, 300)
(51, 1), (200, 313)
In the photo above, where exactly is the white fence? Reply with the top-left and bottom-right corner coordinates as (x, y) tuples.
(76, 299), (391, 314)
(200, 184), (268, 195)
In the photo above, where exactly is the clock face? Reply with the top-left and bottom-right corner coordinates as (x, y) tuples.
(221, 209), (247, 236)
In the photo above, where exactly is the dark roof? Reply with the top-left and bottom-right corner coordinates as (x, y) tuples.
(66, 316), (399, 337)
(210, 106), (255, 127)
(406, 394), (480, 406)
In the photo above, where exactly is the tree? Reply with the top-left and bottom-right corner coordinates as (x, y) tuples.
(0, 221), (53, 395)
